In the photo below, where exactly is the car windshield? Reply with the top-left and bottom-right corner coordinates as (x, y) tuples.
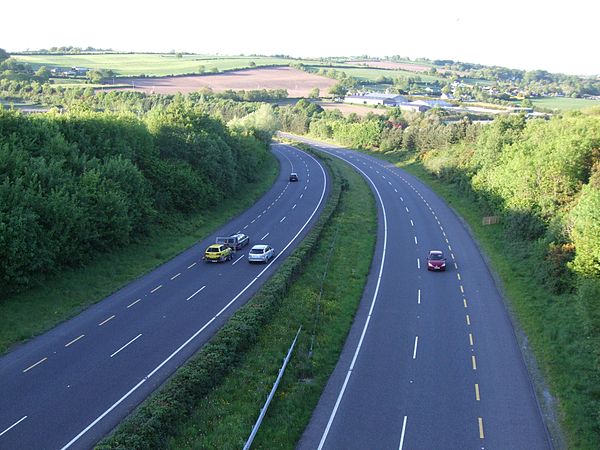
(250, 248), (264, 254)
(430, 253), (443, 260)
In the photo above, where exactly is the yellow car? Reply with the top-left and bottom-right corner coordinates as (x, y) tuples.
(203, 244), (233, 262)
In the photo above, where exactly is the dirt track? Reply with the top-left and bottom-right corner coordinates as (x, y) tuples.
(115, 67), (337, 97)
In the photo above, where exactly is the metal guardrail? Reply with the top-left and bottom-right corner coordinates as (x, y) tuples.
(243, 326), (302, 450)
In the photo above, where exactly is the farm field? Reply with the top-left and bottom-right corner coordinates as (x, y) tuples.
(317, 101), (387, 116)
(530, 96), (600, 111)
(12, 53), (299, 76)
(345, 59), (432, 72)
(311, 65), (445, 83)
(115, 67), (337, 97)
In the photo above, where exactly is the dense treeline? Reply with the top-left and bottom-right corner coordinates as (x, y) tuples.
(276, 102), (600, 445)
(0, 102), (273, 294)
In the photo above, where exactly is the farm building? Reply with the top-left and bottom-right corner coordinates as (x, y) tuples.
(397, 102), (430, 113)
(345, 93), (408, 106)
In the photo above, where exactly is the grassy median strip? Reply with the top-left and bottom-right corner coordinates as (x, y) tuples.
(97, 148), (375, 449)
(0, 154), (278, 354)
(164, 151), (375, 449)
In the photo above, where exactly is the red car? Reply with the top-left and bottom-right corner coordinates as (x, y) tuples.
(427, 250), (446, 271)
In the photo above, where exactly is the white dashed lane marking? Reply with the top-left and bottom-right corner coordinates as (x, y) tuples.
(23, 358), (47, 373)
(186, 286), (206, 301)
(110, 334), (142, 358)
(0, 416), (28, 437)
(127, 298), (141, 308)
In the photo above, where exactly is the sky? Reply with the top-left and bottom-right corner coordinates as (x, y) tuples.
(2, 0), (598, 76)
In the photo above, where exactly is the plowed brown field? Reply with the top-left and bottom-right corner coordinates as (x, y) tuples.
(116, 67), (337, 97)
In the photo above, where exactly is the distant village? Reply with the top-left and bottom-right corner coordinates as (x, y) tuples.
(343, 92), (545, 117)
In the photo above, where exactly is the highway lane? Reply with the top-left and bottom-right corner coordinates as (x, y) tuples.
(0, 143), (329, 450)
(282, 135), (552, 450)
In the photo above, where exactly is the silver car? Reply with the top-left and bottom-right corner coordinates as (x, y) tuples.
(247, 244), (274, 263)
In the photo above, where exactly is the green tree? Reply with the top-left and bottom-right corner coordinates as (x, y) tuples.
(35, 66), (51, 81)
(308, 87), (320, 99)
(0, 48), (9, 62)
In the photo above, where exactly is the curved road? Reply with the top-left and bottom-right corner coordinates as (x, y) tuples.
(282, 135), (552, 450)
(0, 144), (329, 449)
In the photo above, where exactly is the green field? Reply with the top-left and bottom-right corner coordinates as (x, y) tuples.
(318, 65), (445, 83)
(12, 54), (296, 77)
(531, 96), (600, 111)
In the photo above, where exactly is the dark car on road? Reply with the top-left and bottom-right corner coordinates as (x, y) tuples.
(289, 172), (299, 182)
(427, 250), (446, 271)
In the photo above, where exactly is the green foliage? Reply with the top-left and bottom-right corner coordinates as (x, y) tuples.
(570, 184), (600, 276)
(0, 105), (269, 295)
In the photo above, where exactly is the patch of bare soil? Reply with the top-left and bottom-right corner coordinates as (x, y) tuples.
(317, 101), (387, 117)
(115, 67), (337, 97)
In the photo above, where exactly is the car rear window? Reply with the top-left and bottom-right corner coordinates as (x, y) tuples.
(250, 248), (263, 254)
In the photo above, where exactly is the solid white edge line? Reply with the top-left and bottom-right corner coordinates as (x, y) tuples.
(398, 415), (408, 450)
(311, 144), (388, 450)
(186, 285), (206, 301)
(0, 415), (28, 437)
(60, 144), (328, 450)
(110, 333), (142, 358)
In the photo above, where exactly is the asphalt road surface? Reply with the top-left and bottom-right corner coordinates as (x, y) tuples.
(281, 134), (552, 450)
(0, 144), (329, 450)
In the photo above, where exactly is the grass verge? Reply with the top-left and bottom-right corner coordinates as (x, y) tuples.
(164, 149), (375, 449)
(0, 153), (278, 354)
